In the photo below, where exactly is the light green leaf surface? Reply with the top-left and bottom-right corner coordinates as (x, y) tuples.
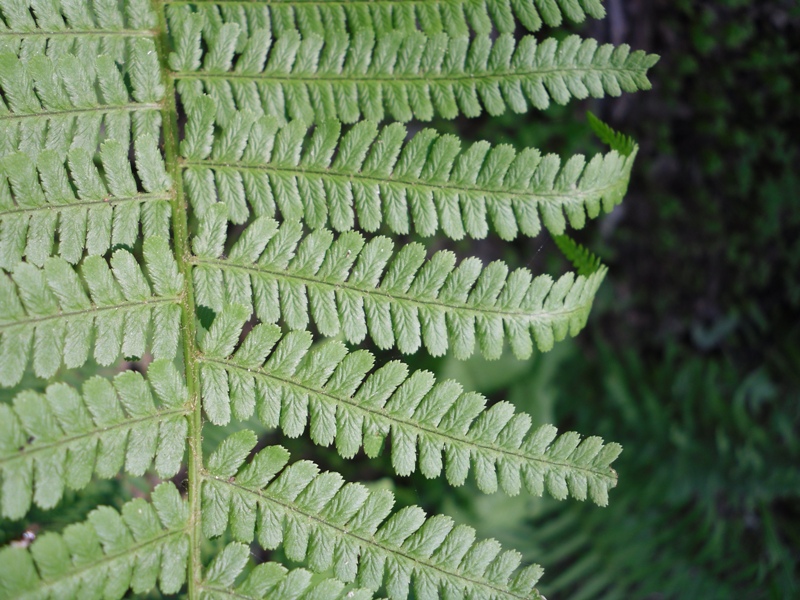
(192, 218), (606, 359)
(0, 2), (653, 598)
(182, 114), (637, 238)
(0, 483), (189, 600)
(203, 438), (545, 599)
(198, 311), (620, 504)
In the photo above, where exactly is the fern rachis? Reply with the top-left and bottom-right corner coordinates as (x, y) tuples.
(0, 1), (657, 598)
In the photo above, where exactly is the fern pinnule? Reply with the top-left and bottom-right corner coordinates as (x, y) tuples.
(0, 237), (182, 386)
(0, 482), (188, 599)
(0, 41), (163, 159)
(202, 543), (375, 600)
(198, 309), (619, 504)
(182, 108), (638, 239)
(171, 22), (658, 124)
(0, 360), (188, 519)
(166, 0), (604, 41)
(193, 213), (606, 359)
(204, 432), (545, 600)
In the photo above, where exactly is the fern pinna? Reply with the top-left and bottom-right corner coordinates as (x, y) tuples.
(0, 1), (656, 598)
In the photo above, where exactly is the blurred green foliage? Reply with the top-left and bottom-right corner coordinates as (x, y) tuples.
(616, 1), (800, 364)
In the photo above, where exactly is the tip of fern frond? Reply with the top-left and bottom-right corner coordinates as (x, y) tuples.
(586, 112), (637, 157)
(552, 234), (604, 277)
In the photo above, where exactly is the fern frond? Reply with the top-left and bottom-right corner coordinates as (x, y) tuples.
(0, 0), (157, 60)
(0, 360), (188, 519)
(171, 25), (658, 124)
(586, 111), (637, 157)
(198, 311), (620, 504)
(553, 235), (603, 277)
(0, 40), (163, 159)
(182, 108), (637, 239)
(165, 0), (605, 40)
(202, 542), (375, 600)
(0, 237), (182, 387)
(0, 482), (188, 599)
(192, 214), (605, 360)
(203, 433), (545, 600)
(0, 135), (171, 267)
(0, 3), (650, 597)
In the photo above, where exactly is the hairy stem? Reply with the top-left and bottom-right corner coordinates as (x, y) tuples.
(153, 2), (204, 596)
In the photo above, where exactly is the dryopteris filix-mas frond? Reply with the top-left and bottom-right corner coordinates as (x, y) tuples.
(0, 1), (657, 598)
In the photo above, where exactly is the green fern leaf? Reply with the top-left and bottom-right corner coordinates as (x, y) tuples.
(0, 482), (188, 599)
(192, 217), (606, 359)
(201, 542), (375, 600)
(0, 238), (182, 386)
(0, 359), (188, 519)
(203, 434), (545, 600)
(182, 111), (637, 238)
(0, 137), (172, 266)
(0, 2), (655, 598)
(0, 0), (157, 59)
(553, 234), (604, 276)
(171, 24), (658, 124)
(586, 111), (638, 157)
(166, 0), (604, 40)
(0, 45), (163, 160)
(197, 310), (620, 504)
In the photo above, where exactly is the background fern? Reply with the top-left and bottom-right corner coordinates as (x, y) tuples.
(0, 1), (661, 599)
